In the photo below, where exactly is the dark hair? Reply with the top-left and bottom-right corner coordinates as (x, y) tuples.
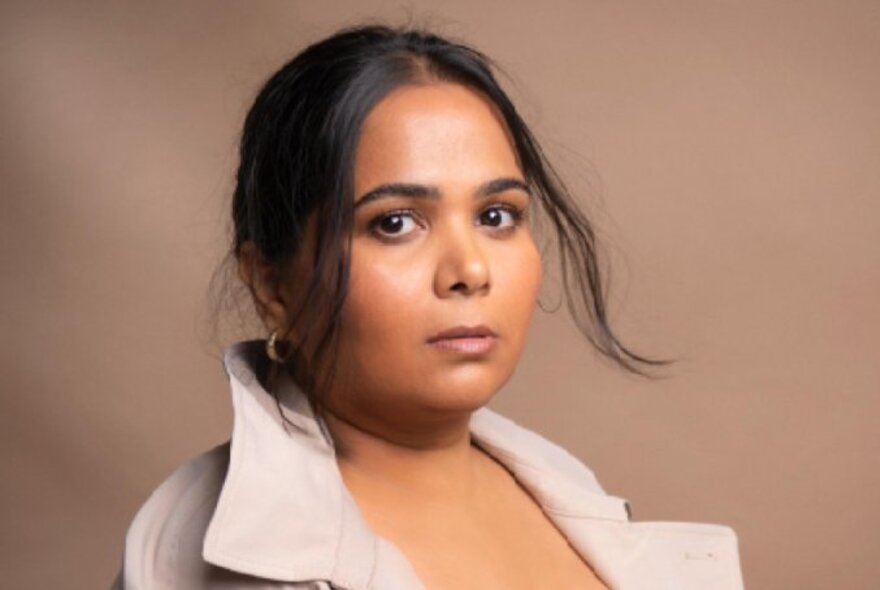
(226, 23), (667, 415)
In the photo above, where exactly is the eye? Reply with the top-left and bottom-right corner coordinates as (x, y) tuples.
(368, 209), (421, 239)
(478, 204), (523, 230)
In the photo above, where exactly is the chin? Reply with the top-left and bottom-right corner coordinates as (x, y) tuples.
(429, 390), (496, 413)
(415, 370), (508, 414)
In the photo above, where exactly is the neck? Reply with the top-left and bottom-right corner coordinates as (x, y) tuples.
(318, 404), (484, 507)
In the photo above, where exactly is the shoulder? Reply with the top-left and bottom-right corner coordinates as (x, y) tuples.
(120, 442), (236, 588)
(474, 410), (745, 587)
(121, 443), (330, 589)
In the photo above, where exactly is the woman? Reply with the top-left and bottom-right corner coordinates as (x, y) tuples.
(114, 24), (744, 589)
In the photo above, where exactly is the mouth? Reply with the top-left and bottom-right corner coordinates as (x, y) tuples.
(426, 324), (498, 355)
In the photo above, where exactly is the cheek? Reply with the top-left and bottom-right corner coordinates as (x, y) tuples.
(496, 239), (543, 328)
(339, 248), (428, 349)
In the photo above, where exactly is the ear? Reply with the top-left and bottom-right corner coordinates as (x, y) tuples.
(237, 241), (289, 332)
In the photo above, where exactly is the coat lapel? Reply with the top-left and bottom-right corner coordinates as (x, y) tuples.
(469, 408), (744, 589)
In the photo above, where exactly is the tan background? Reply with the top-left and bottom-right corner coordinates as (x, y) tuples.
(2, 1), (878, 588)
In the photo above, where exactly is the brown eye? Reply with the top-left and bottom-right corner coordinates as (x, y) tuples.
(479, 205), (521, 229)
(369, 210), (419, 239)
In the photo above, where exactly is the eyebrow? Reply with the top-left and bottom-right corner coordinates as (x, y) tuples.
(353, 177), (531, 210)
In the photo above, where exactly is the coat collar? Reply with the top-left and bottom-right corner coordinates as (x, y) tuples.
(201, 340), (631, 588)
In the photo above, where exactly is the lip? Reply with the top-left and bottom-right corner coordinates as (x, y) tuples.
(427, 324), (498, 343)
(427, 325), (499, 355)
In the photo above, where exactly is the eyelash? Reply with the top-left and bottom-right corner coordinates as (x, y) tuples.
(367, 203), (527, 241)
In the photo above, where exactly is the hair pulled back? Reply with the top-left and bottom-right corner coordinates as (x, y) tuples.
(229, 24), (666, 414)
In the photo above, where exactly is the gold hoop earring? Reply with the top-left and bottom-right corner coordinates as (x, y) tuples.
(266, 329), (286, 363)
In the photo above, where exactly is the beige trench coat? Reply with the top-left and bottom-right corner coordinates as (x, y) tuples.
(113, 341), (744, 589)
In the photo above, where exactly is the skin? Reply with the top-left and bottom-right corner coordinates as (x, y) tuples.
(241, 82), (607, 588)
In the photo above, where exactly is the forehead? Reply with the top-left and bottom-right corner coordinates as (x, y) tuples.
(354, 83), (521, 191)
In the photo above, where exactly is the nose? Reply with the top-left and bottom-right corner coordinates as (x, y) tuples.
(433, 222), (491, 298)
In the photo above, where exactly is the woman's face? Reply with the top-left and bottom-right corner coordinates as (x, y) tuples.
(305, 83), (542, 432)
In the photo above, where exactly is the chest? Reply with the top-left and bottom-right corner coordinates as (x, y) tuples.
(394, 505), (610, 590)
(353, 468), (610, 589)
